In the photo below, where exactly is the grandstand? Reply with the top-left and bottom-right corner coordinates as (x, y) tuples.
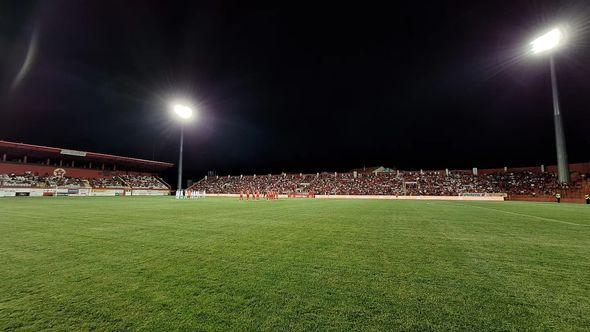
(3, 139), (589, 203)
(190, 162), (590, 203)
(0, 140), (172, 196)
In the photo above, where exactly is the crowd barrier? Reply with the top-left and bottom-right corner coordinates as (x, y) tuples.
(203, 193), (505, 201)
(0, 187), (170, 197)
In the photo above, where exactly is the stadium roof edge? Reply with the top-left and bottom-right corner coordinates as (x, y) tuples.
(0, 140), (173, 169)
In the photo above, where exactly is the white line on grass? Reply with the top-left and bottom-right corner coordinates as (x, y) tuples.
(446, 202), (589, 227)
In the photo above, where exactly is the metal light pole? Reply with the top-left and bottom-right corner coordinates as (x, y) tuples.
(549, 56), (570, 183)
(177, 125), (184, 190)
(530, 27), (570, 184)
(172, 103), (194, 196)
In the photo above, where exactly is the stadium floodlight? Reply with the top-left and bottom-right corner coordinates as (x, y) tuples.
(528, 26), (570, 183)
(171, 102), (196, 197)
(173, 104), (193, 120)
(530, 28), (563, 54)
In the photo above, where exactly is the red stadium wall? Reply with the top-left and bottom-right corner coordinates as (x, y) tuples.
(0, 162), (156, 178)
(506, 195), (585, 204)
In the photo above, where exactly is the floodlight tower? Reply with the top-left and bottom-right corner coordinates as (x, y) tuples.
(529, 27), (570, 184)
(172, 103), (194, 194)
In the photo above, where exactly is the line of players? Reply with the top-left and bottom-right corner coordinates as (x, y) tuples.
(239, 191), (279, 200)
(176, 189), (205, 199)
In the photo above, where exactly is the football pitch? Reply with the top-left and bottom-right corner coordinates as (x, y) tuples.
(1, 197), (589, 330)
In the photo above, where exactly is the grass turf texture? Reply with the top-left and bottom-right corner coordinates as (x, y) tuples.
(1, 197), (589, 330)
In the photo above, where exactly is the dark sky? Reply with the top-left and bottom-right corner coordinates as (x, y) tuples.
(1, 1), (589, 182)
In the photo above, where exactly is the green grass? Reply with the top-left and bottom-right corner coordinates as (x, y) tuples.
(1, 197), (589, 330)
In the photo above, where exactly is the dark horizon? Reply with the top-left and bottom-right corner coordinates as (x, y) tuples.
(1, 1), (590, 183)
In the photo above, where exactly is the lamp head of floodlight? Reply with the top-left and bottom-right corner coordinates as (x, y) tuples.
(530, 27), (564, 55)
(172, 103), (193, 120)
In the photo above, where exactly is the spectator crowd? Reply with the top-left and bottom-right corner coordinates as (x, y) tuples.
(191, 170), (573, 197)
(0, 169), (576, 196)
(0, 172), (168, 189)
(119, 175), (168, 189)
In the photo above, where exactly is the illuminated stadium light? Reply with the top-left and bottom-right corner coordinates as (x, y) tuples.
(530, 28), (563, 54)
(173, 104), (193, 120)
(525, 26), (570, 183)
(170, 100), (196, 197)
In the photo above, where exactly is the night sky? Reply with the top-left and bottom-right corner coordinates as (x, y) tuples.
(1, 1), (589, 182)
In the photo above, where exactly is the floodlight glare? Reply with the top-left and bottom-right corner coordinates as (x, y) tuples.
(173, 104), (193, 120)
(530, 28), (563, 54)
